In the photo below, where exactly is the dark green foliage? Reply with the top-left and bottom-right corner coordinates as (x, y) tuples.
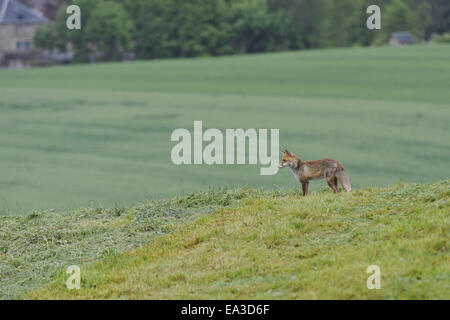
(34, 0), (449, 61)
(381, 0), (416, 42)
(128, 0), (294, 59)
(85, 1), (133, 61)
(34, 0), (133, 62)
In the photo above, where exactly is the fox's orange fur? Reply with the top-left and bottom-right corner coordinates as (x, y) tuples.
(278, 149), (352, 196)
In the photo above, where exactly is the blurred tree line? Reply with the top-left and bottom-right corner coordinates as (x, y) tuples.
(33, 0), (450, 62)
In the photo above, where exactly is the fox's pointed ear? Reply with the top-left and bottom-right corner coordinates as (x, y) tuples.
(284, 149), (289, 155)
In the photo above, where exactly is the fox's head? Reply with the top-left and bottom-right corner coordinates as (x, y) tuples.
(278, 149), (296, 169)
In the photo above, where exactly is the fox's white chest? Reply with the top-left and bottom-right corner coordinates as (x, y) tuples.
(289, 167), (300, 183)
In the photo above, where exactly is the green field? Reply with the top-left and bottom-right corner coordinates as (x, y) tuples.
(0, 45), (449, 213)
(19, 180), (448, 299)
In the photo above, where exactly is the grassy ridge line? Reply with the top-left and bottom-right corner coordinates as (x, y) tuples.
(0, 188), (269, 299)
(28, 181), (449, 300)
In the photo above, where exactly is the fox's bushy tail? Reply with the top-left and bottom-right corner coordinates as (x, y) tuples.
(336, 170), (352, 192)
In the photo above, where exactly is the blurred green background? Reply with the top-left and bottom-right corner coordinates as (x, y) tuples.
(1, 0), (449, 213)
(33, 0), (450, 62)
(1, 44), (449, 213)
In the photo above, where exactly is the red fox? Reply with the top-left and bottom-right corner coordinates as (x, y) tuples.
(278, 149), (352, 196)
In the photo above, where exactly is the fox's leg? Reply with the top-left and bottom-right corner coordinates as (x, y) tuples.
(333, 177), (339, 192)
(301, 181), (309, 196)
(326, 178), (338, 193)
(325, 169), (338, 194)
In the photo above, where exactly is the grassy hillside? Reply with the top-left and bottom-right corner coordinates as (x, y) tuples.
(0, 188), (260, 299)
(7, 180), (446, 300)
(0, 45), (449, 212)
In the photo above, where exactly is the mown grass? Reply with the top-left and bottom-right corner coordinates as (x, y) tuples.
(26, 180), (449, 300)
(0, 187), (267, 299)
(1, 45), (449, 212)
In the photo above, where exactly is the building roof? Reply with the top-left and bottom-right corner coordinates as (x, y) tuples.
(391, 32), (416, 44)
(0, 0), (47, 24)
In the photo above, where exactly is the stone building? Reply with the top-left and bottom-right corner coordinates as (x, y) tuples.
(0, 0), (48, 67)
